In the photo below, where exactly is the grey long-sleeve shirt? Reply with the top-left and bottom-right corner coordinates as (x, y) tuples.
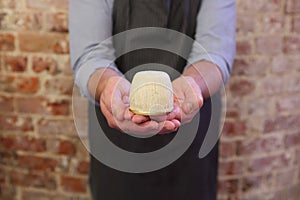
(69, 0), (236, 98)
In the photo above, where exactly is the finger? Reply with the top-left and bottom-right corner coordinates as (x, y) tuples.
(158, 122), (178, 134)
(172, 101), (182, 121)
(166, 103), (180, 120)
(100, 100), (120, 130)
(130, 120), (160, 135)
(163, 120), (175, 130)
(150, 114), (167, 122)
(101, 90), (125, 121)
(111, 93), (128, 121)
(186, 79), (203, 108)
(171, 119), (181, 128)
(132, 114), (150, 124)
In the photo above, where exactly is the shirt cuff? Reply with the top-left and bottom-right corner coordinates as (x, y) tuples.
(75, 59), (120, 105)
(185, 53), (231, 83)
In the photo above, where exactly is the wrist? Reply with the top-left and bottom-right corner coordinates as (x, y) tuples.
(183, 61), (223, 99)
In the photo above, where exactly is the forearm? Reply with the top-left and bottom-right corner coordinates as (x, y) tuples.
(183, 60), (223, 99)
(88, 68), (122, 101)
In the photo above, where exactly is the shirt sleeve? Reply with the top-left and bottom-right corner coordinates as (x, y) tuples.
(69, 0), (120, 99)
(186, 0), (236, 83)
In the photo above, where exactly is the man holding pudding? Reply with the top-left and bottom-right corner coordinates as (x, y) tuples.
(70, 0), (236, 199)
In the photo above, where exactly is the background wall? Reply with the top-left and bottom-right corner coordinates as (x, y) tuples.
(0, 0), (300, 199)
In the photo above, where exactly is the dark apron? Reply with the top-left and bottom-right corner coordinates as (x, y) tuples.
(89, 0), (220, 199)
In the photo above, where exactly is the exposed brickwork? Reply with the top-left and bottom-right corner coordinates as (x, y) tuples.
(0, 0), (299, 200)
(219, 0), (300, 199)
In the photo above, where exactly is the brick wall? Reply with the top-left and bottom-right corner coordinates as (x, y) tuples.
(219, 0), (300, 199)
(0, 0), (299, 199)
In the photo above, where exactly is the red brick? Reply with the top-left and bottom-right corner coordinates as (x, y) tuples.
(0, 115), (33, 131)
(0, 151), (16, 166)
(46, 12), (68, 32)
(2, 76), (40, 94)
(225, 110), (239, 119)
(286, 75), (300, 93)
(248, 154), (290, 173)
(26, 0), (68, 11)
(77, 161), (89, 174)
(271, 56), (292, 74)
(22, 191), (51, 200)
(16, 97), (69, 116)
(44, 77), (73, 96)
(0, 168), (5, 184)
(60, 176), (87, 193)
(264, 115), (300, 133)
(238, 0), (280, 12)
(0, 137), (13, 151)
(219, 161), (243, 176)
(237, 136), (283, 156)
(10, 171), (56, 190)
(295, 149), (300, 165)
(19, 32), (69, 54)
(219, 141), (236, 159)
(17, 155), (57, 172)
(236, 13), (255, 35)
(242, 174), (273, 193)
(58, 140), (76, 156)
(275, 170), (295, 188)
(0, 75), (14, 92)
(276, 94), (300, 112)
(229, 79), (255, 96)
(256, 36), (282, 55)
(222, 120), (247, 137)
(283, 36), (300, 54)
(292, 16), (300, 33)
(0, 136), (46, 152)
(22, 191), (71, 200)
(46, 100), (70, 115)
(32, 56), (58, 74)
(38, 119), (76, 136)
(262, 76), (284, 96)
(3, 55), (27, 72)
(236, 40), (252, 55)
(0, 184), (16, 200)
(218, 179), (239, 194)
(0, 33), (15, 51)
(0, 95), (13, 112)
(1, 12), (42, 31)
(291, 57), (300, 72)
(284, 132), (300, 148)
(247, 97), (271, 116)
(276, 183), (300, 200)
(17, 77), (39, 93)
(286, 0), (300, 13)
(21, 136), (46, 152)
(232, 57), (268, 76)
(18, 12), (42, 31)
(258, 15), (284, 34)
(16, 97), (46, 114)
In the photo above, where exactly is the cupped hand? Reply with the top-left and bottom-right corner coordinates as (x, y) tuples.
(172, 76), (203, 125)
(99, 76), (180, 135)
